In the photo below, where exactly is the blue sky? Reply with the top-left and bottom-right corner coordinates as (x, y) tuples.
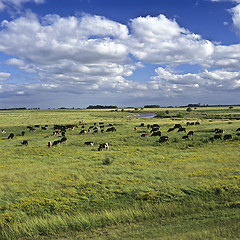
(0, 0), (240, 108)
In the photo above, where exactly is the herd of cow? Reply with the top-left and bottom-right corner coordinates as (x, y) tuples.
(1, 122), (114, 151)
(136, 122), (240, 143)
(2, 120), (240, 150)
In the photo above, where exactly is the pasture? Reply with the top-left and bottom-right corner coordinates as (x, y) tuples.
(0, 107), (240, 239)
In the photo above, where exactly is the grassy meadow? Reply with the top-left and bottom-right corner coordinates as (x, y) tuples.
(0, 107), (240, 239)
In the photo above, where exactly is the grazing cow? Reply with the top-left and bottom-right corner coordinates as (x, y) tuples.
(236, 128), (240, 131)
(21, 140), (28, 146)
(140, 133), (148, 137)
(8, 133), (14, 139)
(151, 131), (161, 136)
(35, 125), (40, 128)
(223, 134), (232, 141)
(140, 123), (144, 127)
(195, 122), (200, 125)
(174, 124), (182, 129)
(21, 131), (25, 136)
(52, 140), (61, 146)
(2, 129), (6, 134)
(177, 128), (186, 132)
(60, 137), (67, 143)
(79, 129), (87, 135)
(214, 135), (222, 140)
(150, 127), (159, 133)
(98, 143), (109, 151)
(167, 127), (175, 132)
(99, 122), (104, 125)
(106, 127), (116, 132)
(182, 135), (189, 140)
(215, 129), (224, 134)
(85, 141), (94, 146)
(159, 136), (168, 143)
(187, 131), (194, 136)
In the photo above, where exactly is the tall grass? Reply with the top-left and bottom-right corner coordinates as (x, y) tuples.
(0, 108), (240, 239)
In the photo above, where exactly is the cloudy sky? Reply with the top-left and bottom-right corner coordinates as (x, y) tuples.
(0, 0), (240, 108)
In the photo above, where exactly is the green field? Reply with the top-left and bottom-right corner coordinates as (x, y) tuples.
(0, 107), (240, 239)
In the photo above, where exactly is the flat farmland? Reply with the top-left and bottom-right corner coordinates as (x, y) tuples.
(0, 107), (240, 239)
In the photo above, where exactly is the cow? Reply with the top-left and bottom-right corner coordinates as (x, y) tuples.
(174, 124), (182, 129)
(41, 127), (47, 130)
(52, 140), (61, 146)
(182, 135), (189, 140)
(60, 137), (67, 143)
(215, 129), (224, 134)
(151, 131), (161, 136)
(134, 127), (138, 131)
(195, 122), (200, 125)
(223, 134), (232, 141)
(48, 141), (52, 147)
(187, 131), (194, 136)
(214, 135), (222, 140)
(236, 128), (240, 131)
(159, 136), (168, 143)
(167, 127), (175, 132)
(150, 127), (159, 133)
(140, 123), (144, 127)
(140, 133), (148, 137)
(85, 141), (94, 146)
(106, 127), (116, 132)
(21, 131), (25, 136)
(79, 129), (87, 135)
(1, 129), (6, 134)
(177, 128), (186, 132)
(101, 129), (105, 133)
(98, 143), (109, 151)
(8, 133), (14, 139)
(99, 122), (104, 125)
(21, 140), (28, 146)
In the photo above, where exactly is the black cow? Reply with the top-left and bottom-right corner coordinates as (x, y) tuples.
(60, 137), (67, 143)
(150, 127), (159, 133)
(159, 136), (168, 143)
(167, 127), (175, 132)
(215, 128), (224, 134)
(195, 122), (200, 125)
(187, 131), (194, 136)
(98, 143), (109, 151)
(21, 140), (28, 146)
(236, 128), (240, 131)
(214, 135), (222, 140)
(140, 123), (144, 127)
(21, 131), (25, 136)
(85, 141), (94, 146)
(177, 128), (186, 132)
(223, 134), (232, 141)
(151, 131), (161, 136)
(79, 130), (87, 135)
(52, 140), (61, 146)
(106, 127), (116, 132)
(8, 133), (14, 139)
(174, 124), (182, 129)
(182, 135), (189, 140)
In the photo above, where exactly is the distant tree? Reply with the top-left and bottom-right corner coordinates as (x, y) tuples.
(186, 107), (192, 112)
(165, 110), (169, 114)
